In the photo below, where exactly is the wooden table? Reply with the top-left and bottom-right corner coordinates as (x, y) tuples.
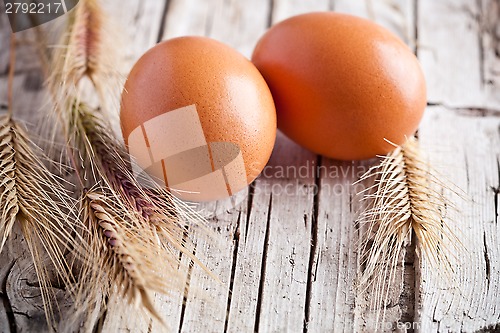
(0, 0), (499, 332)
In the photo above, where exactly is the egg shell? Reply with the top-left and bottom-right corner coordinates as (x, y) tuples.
(252, 12), (427, 160)
(121, 36), (276, 201)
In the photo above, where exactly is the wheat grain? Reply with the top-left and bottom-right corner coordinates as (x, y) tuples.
(63, 189), (172, 332)
(1, 32), (88, 330)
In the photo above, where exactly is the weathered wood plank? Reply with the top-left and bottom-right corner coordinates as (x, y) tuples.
(208, 5), (332, 332)
(272, 0), (330, 23)
(481, 0), (500, 91)
(163, 0), (270, 58)
(1, 0), (499, 332)
(265, 3), (359, 331)
(0, 3), (10, 77)
(0, 20), (52, 330)
(334, 0), (416, 49)
(251, 134), (316, 332)
(0, 229), (19, 333)
(0, 67), (74, 331)
(172, 201), (240, 333)
(101, 0), (167, 69)
(416, 0), (500, 331)
(224, 182), (269, 332)
(0, 3), (62, 79)
(307, 159), (364, 332)
(7, 255), (75, 333)
(419, 0), (500, 109)
(417, 106), (500, 332)
(0, 300), (10, 333)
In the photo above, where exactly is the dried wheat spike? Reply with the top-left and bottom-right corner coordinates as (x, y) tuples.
(61, 102), (210, 328)
(357, 136), (464, 326)
(56, 0), (104, 82)
(40, 0), (212, 323)
(0, 115), (19, 252)
(73, 102), (208, 265)
(0, 114), (84, 327)
(48, 0), (119, 108)
(81, 191), (170, 321)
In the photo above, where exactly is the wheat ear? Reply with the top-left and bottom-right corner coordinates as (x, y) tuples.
(74, 102), (208, 259)
(357, 136), (463, 327)
(41, 0), (211, 323)
(1, 33), (86, 329)
(48, 0), (119, 104)
(59, 101), (210, 329)
(83, 191), (172, 318)
(0, 114), (85, 327)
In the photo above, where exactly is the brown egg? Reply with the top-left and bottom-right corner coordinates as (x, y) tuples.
(121, 36), (276, 202)
(252, 12), (426, 160)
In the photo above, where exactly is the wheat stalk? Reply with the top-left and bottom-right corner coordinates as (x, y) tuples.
(58, 98), (196, 328)
(357, 136), (463, 328)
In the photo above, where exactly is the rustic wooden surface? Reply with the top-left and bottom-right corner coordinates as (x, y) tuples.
(0, 0), (499, 332)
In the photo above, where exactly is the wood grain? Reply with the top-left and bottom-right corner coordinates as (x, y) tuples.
(416, 0), (500, 331)
(0, 0), (499, 332)
(418, 106), (500, 332)
(419, 0), (500, 109)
